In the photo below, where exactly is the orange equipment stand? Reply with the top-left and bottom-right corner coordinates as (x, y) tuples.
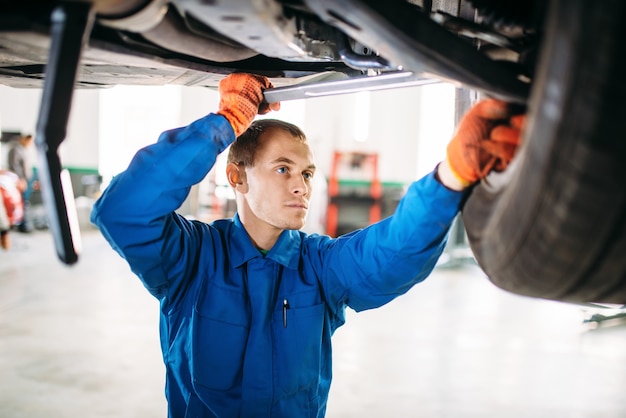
(326, 151), (382, 237)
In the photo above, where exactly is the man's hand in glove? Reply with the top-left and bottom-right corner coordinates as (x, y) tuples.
(438, 99), (526, 191)
(216, 73), (281, 137)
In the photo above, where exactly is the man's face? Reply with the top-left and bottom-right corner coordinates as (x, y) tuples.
(240, 128), (316, 232)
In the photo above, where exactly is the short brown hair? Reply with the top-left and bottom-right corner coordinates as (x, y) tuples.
(227, 119), (307, 166)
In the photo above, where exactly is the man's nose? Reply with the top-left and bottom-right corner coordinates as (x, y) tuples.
(292, 176), (309, 195)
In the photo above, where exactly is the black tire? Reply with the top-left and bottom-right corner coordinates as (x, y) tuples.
(462, 0), (626, 304)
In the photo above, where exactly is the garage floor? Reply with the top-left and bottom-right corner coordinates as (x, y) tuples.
(1, 229), (626, 418)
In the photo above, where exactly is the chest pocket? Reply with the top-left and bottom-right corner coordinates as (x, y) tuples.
(272, 289), (326, 396)
(192, 281), (249, 391)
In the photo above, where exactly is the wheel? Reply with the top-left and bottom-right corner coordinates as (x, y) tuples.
(462, 0), (626, 303)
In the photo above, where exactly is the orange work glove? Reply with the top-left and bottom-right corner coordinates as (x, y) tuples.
(216, 73), (281, 137)
(446, 99), (525, 186)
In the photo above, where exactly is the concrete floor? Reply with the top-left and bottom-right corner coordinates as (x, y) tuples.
(1, 229), (626, 418)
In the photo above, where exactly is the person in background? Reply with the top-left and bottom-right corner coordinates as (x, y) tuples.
(0, 197), (7, 249)
(8, 133), (35, 233)
(0, 169), (26, 250)
(91, 73), (524, 417)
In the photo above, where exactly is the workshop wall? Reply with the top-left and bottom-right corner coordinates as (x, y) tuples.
(300, 82), (456, 184)
(0, 86), (41, 171)
(0, 86), (41, 141)
(0, 85), (100, 171)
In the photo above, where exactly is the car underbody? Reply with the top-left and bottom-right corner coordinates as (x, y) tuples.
(0, 1), (538, 99)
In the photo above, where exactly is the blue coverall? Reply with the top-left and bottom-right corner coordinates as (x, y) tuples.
(91, 113), (466, 417)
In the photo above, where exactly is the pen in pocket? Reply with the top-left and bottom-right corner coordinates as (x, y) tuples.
(283, 299), (289, 328)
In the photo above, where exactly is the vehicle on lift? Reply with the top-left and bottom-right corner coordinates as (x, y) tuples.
(0, 0), (624, 305)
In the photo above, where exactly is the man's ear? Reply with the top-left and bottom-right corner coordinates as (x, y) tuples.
(226, 162), (247, 191)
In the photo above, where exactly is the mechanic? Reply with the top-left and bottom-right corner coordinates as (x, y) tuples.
(91, 73), (523, 417)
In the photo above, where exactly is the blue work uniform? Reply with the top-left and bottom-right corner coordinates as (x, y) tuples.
(91, 113), (466, 418)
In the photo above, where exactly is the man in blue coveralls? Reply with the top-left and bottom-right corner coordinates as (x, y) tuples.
(91, 73), (524, 417)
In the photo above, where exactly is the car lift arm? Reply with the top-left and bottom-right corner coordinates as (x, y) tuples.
(35, 2), (95, 265)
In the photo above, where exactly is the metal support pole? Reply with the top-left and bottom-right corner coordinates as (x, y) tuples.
(35, 2), (94, 265)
